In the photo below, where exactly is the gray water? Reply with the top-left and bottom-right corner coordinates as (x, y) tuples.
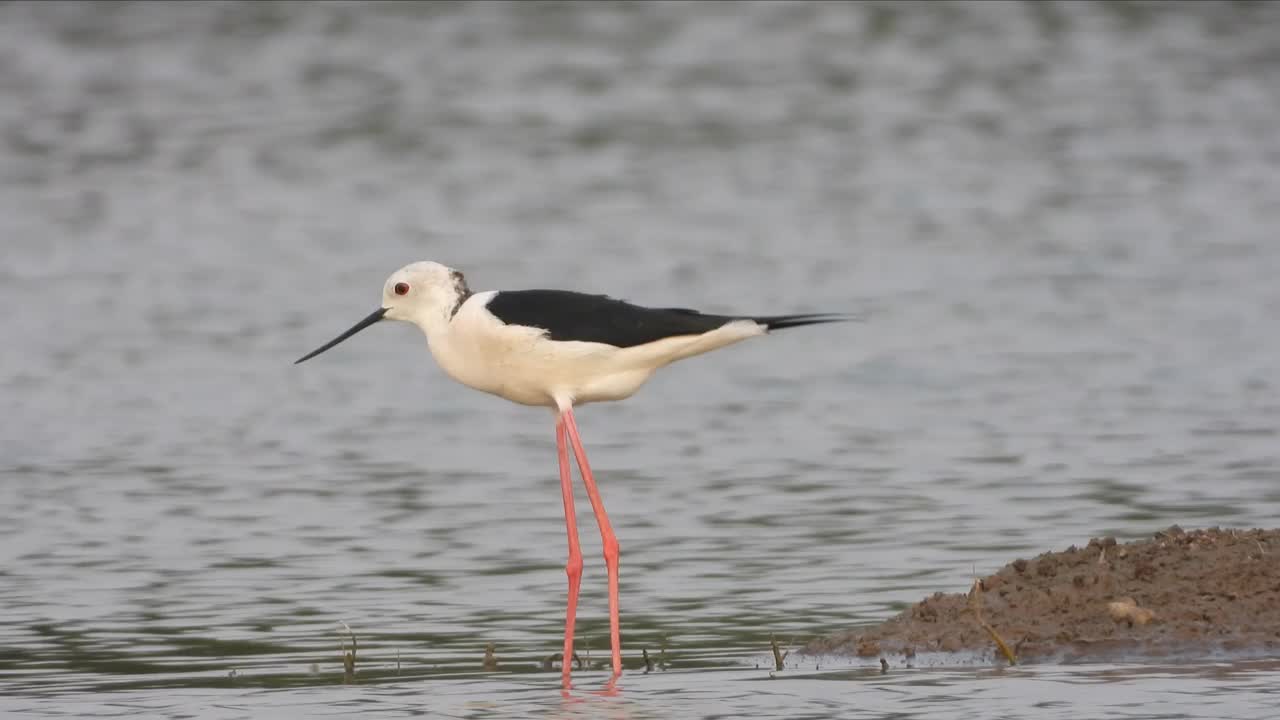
(3, 1), (1280, 717)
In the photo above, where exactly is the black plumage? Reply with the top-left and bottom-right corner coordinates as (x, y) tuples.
(482, 289), (849, 348)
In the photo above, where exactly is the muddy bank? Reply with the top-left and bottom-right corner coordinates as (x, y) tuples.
(807, 526), (1280, 664)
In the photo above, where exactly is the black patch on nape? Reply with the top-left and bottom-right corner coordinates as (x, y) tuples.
(483, 289), (744, 348)
(449, 269), (472, 318)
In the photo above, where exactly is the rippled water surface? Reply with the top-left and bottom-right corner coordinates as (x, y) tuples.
(3, 2), (1279, 717)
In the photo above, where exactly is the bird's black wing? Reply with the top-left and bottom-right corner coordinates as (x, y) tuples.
(483, 290), (738, 348)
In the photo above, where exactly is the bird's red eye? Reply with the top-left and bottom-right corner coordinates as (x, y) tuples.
(394, 282), (410, 296)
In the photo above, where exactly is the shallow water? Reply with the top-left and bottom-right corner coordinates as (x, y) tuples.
(2, 1), (1279, 717)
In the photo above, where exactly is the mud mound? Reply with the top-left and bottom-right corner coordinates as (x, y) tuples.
(807, 526), (1280, 663)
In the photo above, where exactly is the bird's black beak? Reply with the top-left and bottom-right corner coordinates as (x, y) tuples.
(295, 307), (389, 364)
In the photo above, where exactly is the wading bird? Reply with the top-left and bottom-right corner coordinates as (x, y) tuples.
(295, 261), (851, 686)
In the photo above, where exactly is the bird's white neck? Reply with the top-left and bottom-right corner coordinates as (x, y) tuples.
(408, 301), (456, 345)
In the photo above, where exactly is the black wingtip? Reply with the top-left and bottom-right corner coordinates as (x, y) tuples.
(755, 313), (859, 331)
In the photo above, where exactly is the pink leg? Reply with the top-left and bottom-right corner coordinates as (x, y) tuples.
(556, 417), (583, 688)
(562, 407), (622, 678)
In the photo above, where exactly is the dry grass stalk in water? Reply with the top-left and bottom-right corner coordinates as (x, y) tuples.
(770, 634), (787, 671)
(339, 621), (357, 684)
(541, 651), (583, 671)
(968, 580), (1017, 666)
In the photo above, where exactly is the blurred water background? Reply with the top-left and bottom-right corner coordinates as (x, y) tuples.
(2, 1), (1279, 717)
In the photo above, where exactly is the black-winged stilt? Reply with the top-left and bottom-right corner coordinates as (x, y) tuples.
(295, 261), (852, 687)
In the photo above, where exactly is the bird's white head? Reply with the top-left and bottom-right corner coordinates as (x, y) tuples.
(380, 261), (471, 324)
(294, 261), (471, 365)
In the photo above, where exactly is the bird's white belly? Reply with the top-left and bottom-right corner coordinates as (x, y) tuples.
(430, 331), (652, 408)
